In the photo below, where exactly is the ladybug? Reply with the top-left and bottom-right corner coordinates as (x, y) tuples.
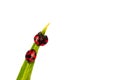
(25, 49), (36, 62)
(34, 32), (48, 46)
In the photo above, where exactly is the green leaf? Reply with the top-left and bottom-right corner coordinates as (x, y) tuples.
(16, 23), (50, 80)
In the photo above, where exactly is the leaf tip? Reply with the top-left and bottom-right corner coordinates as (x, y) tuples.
(42, 23), (50, 35)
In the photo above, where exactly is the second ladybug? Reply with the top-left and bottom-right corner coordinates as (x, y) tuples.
(25, 49), (36, 63)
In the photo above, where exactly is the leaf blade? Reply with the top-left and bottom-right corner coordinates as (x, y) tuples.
(16, 23), (49, 80)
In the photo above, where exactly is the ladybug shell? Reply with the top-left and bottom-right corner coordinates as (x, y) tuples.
(34, 32), (48, 46)
(40, 35), (48, 46)
(25, 49), (36, 62)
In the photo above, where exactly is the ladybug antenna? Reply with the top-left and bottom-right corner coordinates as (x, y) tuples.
(41, 23), (50, 35)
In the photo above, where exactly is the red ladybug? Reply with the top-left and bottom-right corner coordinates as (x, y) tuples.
(25, 49), (36, 62)
(34, 32), (48, 46)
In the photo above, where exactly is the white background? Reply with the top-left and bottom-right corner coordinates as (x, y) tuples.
(0, 0), (120, 80)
